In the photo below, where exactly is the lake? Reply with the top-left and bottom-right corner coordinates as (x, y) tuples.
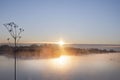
(0, 53), (120, 80)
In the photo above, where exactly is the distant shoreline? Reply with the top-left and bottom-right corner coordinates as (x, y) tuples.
(0, 44), (119, 59)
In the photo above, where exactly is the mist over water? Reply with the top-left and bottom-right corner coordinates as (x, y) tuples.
(0, 53), (120, 80)
(0, 0), (119, 80)
(1, 43), (120, 51)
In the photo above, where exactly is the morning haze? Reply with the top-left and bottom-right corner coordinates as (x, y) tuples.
(0, 1), (120, 80)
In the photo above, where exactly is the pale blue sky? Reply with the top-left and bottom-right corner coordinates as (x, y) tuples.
(0, 0), (120, 44)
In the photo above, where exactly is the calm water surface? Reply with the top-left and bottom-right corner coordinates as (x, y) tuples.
(0, 53), (120, 80)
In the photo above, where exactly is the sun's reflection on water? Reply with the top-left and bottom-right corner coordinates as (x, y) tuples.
(50, 55), (71, 69)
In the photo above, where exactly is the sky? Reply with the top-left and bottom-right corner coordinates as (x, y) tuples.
(0, 0), (120, 44)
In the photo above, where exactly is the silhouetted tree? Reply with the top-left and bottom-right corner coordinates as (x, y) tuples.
(3, 22), (24, 80)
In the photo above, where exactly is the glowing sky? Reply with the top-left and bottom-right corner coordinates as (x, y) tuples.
(0, 0), (120, 44)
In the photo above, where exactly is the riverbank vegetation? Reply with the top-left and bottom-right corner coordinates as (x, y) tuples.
(0, 44), (118, 59)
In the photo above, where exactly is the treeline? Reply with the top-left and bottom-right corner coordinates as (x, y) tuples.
(0, 44), (117, 59)
(0, 44), (61, 59)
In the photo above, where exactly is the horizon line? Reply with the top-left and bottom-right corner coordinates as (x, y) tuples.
(0, 42), (120, 45)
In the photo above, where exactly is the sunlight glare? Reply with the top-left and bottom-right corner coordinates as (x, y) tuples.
(51, 56), (70, 69)
(58, 40), (65, 46)
(57, 56), (67, 65)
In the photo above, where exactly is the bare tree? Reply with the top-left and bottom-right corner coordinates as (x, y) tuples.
(3, 22), (24, 80)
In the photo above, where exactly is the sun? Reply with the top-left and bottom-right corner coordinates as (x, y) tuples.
(58, 40), (65, 46)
